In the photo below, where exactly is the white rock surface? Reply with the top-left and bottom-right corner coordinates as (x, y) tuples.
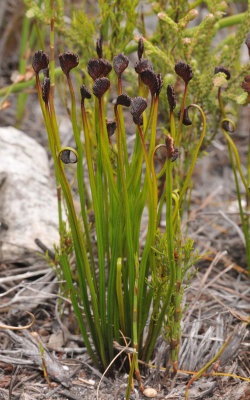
(0, 126), (59, 260)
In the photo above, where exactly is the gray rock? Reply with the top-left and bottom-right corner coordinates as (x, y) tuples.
(0, 126), (59, 261)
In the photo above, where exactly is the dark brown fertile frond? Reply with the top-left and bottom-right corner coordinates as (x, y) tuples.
(87, 58), (102, 81)
(135, 58), (153, 74)
(59, 52), (79, 76)
(138, 37), (144, 60)
(156, 73), (163, 96)
(92, 77), (110, 98)
(165, 134), (175, 159)
(178, 106), (192, 126)
(175, 61), (193, 84)
(130, 97), (147, 124)
(96, 36), (103, 59)
(140, 69), (158, 96)
(99, 59), (112, 77)
(42, 77), (50, 103)
(116, 94), (131, 107)
(32, 50), (49, 74)
(113, 53), (129, 76)
(80, 85), (92, 102)
(167, 85), (176, 111)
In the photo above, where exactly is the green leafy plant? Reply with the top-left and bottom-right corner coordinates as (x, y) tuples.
(32, 31), (205, 390)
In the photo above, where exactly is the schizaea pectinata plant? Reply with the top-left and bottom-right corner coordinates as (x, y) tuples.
(33, 37), (208, 388)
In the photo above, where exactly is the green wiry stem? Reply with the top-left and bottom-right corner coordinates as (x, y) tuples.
(116, 258), (126, 333)
(38, 73), (106, 368)
(98, 99), (119, 201)
(116, 76), (129, 175)
(170, 235), (182, 373)
(81, 99), (108, 341)
(227, 142), (250, 276)
(41, 97), (102, 366)
(133, 255), (144, 393)
(141, 143), (168, 361)
(148, 95), (159, 160)
(144, 156), (176, 364)
(126, 352), (136, 400)
(35, 75), (63, 237)
(218, 87), (226, 119)
(60, 253), (99, 367)
(220, 121), (250, 199)
(136, 123), (156, 341)
(129, 96), (155, 191)
(115, 104), (135, 313)
(165, 156), (175, 329)
(221, 121), (250, 276)
(66, 73), (96, 286)
(176, 83), (189, 147)
(173, 104), (206, 225)
(81, 101), (105, 282)
(57, 147), (107, 368)
(170, 110), (176, 141)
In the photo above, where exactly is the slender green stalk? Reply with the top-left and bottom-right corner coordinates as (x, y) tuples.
(57, 147), (107, 367)
(176, 83), (188, 147)
(165, 156), (175, 329)
(39, 78), (107, 367)
(143, 156), (176, 364)
(97, 97), (117, 343)
(98, 99), (119, 201)
(129, 96), (155, 190)
(115, 104), (135, 311)
(81, 99), (108, 344)
(133, 255), (144, 392)
(66, 73), (96, 285)
(217, 83), (250, 275)
(170, 231), (182, 373)
(136, 123), (156, 341)
(44, 103), (97, 345)
(48, 7), (64, 237)
(143, 108), (177, 363)
(174, 104), (206, 222)
(218, 87), (226, 118)
(170, 110), (176, 140)
(81, 100), (105, 277)
(116, 82), (129, 175)
(94, 96), (107, 337)
(220, 121), (250, 276)
(116, 258), (126, 333)
(227, 143), (250, 275)
(60, 253), (99, 366)
(220, 121), (250, 198)
(126, 353), (136, 400)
